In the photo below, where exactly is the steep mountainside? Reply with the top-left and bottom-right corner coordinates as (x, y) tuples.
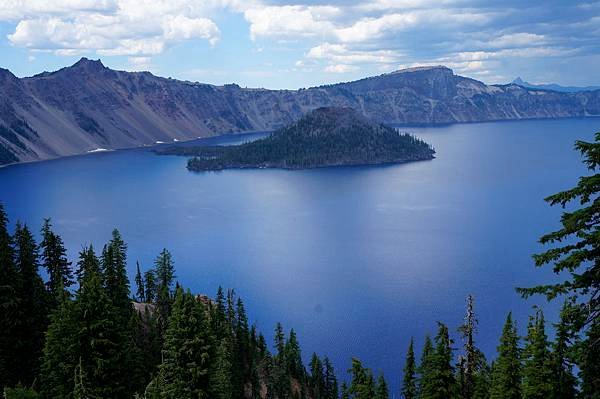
(1, 59), (599, 165)
(164, 106), (435, 170)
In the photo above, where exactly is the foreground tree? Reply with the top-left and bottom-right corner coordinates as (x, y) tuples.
(401, 338), (417, 399)
(550, 301), (577, 399)
(0, 204), (20, 388)
(518, 132), (599, 329)
(521, 309), (552, 399)
(40, 218), (73, 305)
(458, 295), (479, 399)
(153, 287), (212, 398)
(489, 313), (521, 399)
(13, 223), (49, 385)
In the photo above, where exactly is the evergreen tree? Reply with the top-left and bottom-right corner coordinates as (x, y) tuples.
(375, 374), (389, 399)
(402, 338), (417, 399)
(579, 316), (600, 398)
(418, 335), (434, 398)
(286, 329), (304, 379)
(458, 295), (478, 399)
(209, 339), (233, 399)
(155, 248), (175, 293)
(348, 358), (374, 399)
(40, 218), (73, 304)
(489, 313), (521, 399)
(550, 301), (577, 399)
(340, 382), (350, 399)
(323, 356), (338, 399)
(39, 282), (77, 398)
(144, 268), (157, 303)
(73, 245), (124, 398)
(154, 248), (175, 333)
(310, 353), (324, 399)
(521, 309), (552, 399)
(472, 357), (490, 399)
(154, 287), (212, 398)
(518, 132), (600, 332)
(426, 322), (455, 399)
(135, 261), (145, 302)
(13, 223), (48, 386)
(0, 204), (20, 389)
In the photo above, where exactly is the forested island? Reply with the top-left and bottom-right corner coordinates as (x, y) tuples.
(0, 132), (599, 398)
(160, 107), (435, 171)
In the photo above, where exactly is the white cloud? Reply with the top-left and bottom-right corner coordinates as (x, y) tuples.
(4, 0), (221, 55)
(307, 42), (401, 64)
(324, 64), (358, 73)
(243, 5), (340, 40)
(486, 32), (545, 49)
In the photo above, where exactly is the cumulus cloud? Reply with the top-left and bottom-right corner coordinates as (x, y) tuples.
(3, 0), (221, 56)
(1, 0), (598, 83)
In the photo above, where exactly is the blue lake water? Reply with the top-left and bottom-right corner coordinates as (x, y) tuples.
(1, 118), (598, 393)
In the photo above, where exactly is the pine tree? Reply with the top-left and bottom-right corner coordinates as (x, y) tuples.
(425, 322), (456, 399)
(40, 218), (73, 304)
(0, 204), (20, 388)
(286, 329), (304, 379)
(375, 374), (389, 399)
(518, 133), (600, 332)
(579, 316), (600, 398)
(521, 309), (552, 399)
(144, 268), (157, 302)
(418, 335), (434, 398)
(154, 248), (175, 333)
(310, 353), (324, 399)
(155, 248), (175, 293)
(348, 358), (374, 399)
(135, 261), (145, 302)
(401, 338), (417, 399)
(73, 245), (123, 398)
(209, 339), (233, 399)
(458, 295), (478, 399)
(489, 313), (521, 399)
(340, 382), (350, 399)
(13, 222), (49, 386)
(550, 300), (577, 399)
(154, 287), (212, 398)
(323, 356), (338, 399)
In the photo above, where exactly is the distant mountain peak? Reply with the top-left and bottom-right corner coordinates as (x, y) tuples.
(513, 77), (525, 85)
(71, 57), (106, 71)
(390, 65), (453, 75)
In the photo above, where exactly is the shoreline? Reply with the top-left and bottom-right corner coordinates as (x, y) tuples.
(1, 115), (598, 170)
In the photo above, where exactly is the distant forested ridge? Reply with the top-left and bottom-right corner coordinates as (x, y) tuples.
(0, 133), (599, 398)
(161, 107), (435, 171)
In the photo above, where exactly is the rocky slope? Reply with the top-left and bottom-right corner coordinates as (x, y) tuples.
(1, 59), (599, 165)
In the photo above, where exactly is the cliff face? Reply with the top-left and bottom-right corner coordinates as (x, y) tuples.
(1, 59), (599, 165)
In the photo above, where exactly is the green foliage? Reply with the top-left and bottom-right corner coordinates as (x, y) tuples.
(13, 223), (49, 386)
(401, 338), (417, 399)
(579, 317), (600, 398)
(173, 107), (435, 171)
(135, 261), (145, 302)
(457, 295), (479, 399)
(489, 313), (521, 399)
(427, 323), (456, 399)
(521, 309), (553, 399)
(3, 386), (39, 399)
(153, 287), (212, 398)
(40, 218), (73, 305)
(375, 374), (389, 399)
(348, 358), (375, 399)
(0, 204), (20, 388)
(518, 132), (600, 331)
(550, 301), (577, 399)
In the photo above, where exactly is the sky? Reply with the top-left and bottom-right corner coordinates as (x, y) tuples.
(0, 0), (599, 89)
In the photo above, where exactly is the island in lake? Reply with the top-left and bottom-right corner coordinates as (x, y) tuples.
(162, 106), (435, 171)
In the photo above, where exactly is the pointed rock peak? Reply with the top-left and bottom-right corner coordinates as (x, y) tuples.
(71, 57), (106, 71)
(513, 77), (525, 85)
